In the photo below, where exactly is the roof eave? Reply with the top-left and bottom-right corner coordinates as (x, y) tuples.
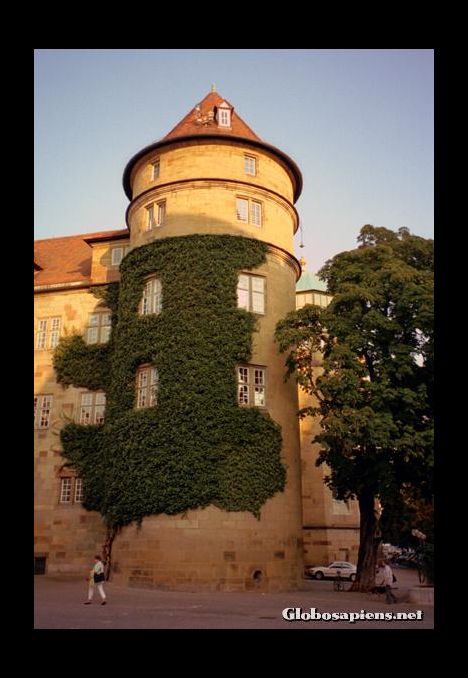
(122, 134), (303, 203)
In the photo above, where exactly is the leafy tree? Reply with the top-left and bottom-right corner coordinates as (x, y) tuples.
(276, 225), (433, 590)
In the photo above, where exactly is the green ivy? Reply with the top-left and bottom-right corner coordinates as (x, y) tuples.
(55, 234), (286, 526)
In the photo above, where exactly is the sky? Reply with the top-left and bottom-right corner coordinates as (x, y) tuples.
(34, 49), (434, 274)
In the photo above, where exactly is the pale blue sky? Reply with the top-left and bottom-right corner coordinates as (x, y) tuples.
(34, 49), (433, 273)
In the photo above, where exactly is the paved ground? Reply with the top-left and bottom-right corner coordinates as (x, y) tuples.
(34, 566), (433, 630)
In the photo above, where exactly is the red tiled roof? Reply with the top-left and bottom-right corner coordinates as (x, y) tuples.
(34, 229), (128, 287)
(164, 91), (262, 142)
(122, 90), (303, 202)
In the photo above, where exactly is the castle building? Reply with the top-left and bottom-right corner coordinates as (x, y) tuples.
(34, 90), (359, 589)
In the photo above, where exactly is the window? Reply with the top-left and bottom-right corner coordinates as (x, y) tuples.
(86, 311), (112, 344)
(244, 156), (256, 176)
(111, 245), (129, 266)
(136, 366), (159, 408)
(237, 274), (265, 314)
(218, 106), (231, 127)
(59, 478), (72, 503)
(237, 365), (266, 407)
(236, 198), (249, 223)
(74, 478), (84, 503)
(236, 197), (262, 227)
(140, 277), (162, 315)
(79, 392), (106, 425)
(36, 318), (61, 350)
(251, 201), (262, 227)
(34, 395), (53, 429)
(147, 201), (166, 230)
(59, 477), (83, 504)
(152, 158), (160, 180)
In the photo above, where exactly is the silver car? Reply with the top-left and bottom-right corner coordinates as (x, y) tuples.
(307, 561), (357, 581)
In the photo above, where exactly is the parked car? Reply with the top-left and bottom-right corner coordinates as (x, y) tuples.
(306, 561), (357, 581)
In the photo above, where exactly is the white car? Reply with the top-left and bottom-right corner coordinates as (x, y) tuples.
(307, 561), (357, 581)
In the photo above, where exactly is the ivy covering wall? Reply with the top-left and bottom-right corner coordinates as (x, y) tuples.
(54, 234), (286, 527)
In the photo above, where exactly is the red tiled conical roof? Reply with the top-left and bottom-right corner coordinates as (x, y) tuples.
(122, 90), (302, 202)
(164, 91), (262, 142)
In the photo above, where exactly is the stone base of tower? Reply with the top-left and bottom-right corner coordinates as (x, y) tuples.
(109, 506), (303, 592)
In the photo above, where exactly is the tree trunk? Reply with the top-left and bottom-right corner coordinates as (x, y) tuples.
(102, 524), (119, 581)
(350, 489), (380, 592)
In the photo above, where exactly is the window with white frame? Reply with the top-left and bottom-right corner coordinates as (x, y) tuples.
(237, 365), (266, 407)
(146, 201), (166, 230)
(36, 317), (61, 350)
(59, 478), (72, 503)
(59, 477), (83, 504)
(236, 198), (249, 223)
(237, 274), (265, 314)
(74, 478), (84, 503)
(79, 392), (106, 425)
(236, 197), (262, 227)
(86, 311), (112, 344)
(218, 105), (231, 127)
(136, 366), (159, 408)
(244, 155), (256, 176)
(140, 277), (162, 315)
(152, 158), (160, 180)
(111, 245), (130, 266)
(251, 201), (262, 227)
(34, 395), (53, 429)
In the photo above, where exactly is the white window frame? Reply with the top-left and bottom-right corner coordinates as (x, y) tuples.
(74, 478), (84, 503)
(147, 201), (166, 230)
(237, 274), (265, 315)
(236, 197), (249, 223)
(36, 317), (61, 350)
(86, 311), (112, 344)
(237, 365), (266, 408)
(34, 395), (53, 429)
(111, 245), (129, 266)
(152, 157), (160, 180)
(59, 478), (72, 503)
(79, 391), (106, 425)
(244, 155), (256, 176)
(136, 366), (159, 409)
(235, 197), (262, 227)
(218, 106), (231, 127)
(59, 477), (83, 504)
(140, 277), (162, 316)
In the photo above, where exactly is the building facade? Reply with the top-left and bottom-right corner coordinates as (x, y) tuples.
(34, 91), (358, 590)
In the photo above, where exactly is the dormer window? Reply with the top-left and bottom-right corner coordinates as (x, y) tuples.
(217, 102), (231, 128)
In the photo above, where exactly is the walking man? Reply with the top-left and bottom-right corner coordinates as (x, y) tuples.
(377, 558), (397, 604)
(84, 555), (107, 605)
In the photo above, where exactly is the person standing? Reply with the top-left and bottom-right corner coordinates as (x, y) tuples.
(378, 558), (397, 604)
(84, 555), (107, 605)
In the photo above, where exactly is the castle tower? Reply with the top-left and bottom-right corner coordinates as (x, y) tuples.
(36, 90), (305, 592)
(103, 91), (305, 591)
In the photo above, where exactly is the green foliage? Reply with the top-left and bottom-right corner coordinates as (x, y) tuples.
(275, 225), (433, 588)
(53, 335), (112, 391)
(55, 234), (285, 527)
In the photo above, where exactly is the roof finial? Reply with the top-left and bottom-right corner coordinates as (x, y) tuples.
(299, 256), (307, 270)
(211, 82), (216, 93)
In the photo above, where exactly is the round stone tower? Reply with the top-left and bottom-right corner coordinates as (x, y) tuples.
(111, 90), (304, 591)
